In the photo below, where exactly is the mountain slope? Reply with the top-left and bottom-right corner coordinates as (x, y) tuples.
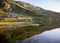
(10, 1), (60, 25)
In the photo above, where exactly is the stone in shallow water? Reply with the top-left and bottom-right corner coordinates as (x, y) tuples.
(22, 28), (60, 43)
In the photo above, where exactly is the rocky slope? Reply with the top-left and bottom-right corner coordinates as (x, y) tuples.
(10, 1), (60, 26)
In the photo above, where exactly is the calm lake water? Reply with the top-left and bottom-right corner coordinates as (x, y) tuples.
(22, 28), (60, 43)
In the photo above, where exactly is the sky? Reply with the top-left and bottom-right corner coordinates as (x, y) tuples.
(14, 0), (60, 12)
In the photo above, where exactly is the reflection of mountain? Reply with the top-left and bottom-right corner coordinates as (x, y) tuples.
(23, 28), (60, 43)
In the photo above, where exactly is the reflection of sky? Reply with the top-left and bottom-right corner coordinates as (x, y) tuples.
(23, 28), (60, 43)
(14, 0), (60, 12)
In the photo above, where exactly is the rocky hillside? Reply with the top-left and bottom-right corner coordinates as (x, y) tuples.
(10, 1), (60, 26)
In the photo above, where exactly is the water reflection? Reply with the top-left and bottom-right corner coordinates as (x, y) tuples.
(22, 28), (60, 43)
